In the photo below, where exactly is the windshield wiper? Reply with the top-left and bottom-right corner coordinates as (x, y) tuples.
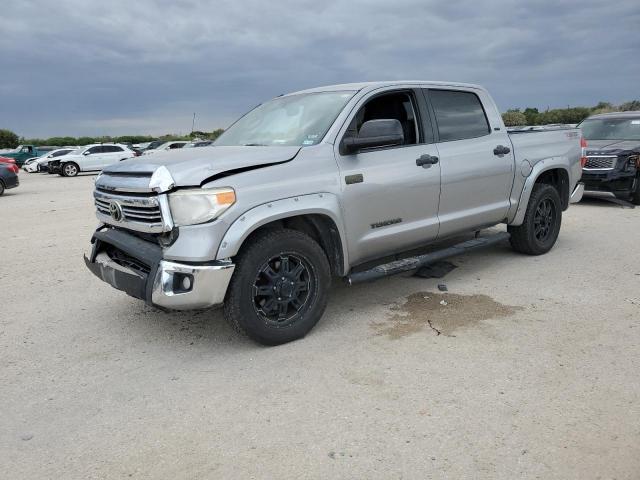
(243, 143), (268, 146)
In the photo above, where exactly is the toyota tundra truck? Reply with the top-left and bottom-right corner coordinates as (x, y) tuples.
(85, 81), (584, 345)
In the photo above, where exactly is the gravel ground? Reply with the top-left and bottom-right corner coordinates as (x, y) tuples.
(1, 173), (639, 479)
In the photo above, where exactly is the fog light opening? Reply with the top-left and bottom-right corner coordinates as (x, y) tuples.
(172, 273), (194, 294)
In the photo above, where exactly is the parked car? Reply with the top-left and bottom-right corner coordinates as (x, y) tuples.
(84, 81), (583, 345)
(23, 148), (78, 173)
(184, 140), (214, 148)
(578, 111), (640, 204)
(0, 145), (56, 166)
(0, 162), (19, 196)
(0, 156), (17, 165)
(49, 144), (136, 177)
(141, 141), (188, 155)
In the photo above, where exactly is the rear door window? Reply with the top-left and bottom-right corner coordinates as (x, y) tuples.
(428, 89), (490, 141)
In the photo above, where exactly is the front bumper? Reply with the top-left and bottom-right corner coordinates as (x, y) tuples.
(581, 168), (636, 198)
(85, 228), (234, 310)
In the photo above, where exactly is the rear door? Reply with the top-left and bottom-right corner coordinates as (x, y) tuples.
(335, 87), (441, 266)
(424, 88), (514, 237)
(101, 146), (125, 168)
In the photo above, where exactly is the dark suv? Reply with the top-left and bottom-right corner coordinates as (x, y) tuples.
(579, 112), (640, 204)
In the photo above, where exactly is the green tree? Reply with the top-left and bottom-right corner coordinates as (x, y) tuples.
(0, 129), (20, 148)
(522, 107), (539, 125)
(502, 110), (527, 127)
(619, 100), (640, 111)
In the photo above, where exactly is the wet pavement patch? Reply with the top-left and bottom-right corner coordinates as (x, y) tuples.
(374, 291), (521, 339)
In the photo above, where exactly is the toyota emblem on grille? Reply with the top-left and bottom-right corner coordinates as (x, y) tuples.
(109, 201), (123, 221)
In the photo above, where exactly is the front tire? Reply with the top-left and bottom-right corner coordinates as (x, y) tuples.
(508, 183), (562, 255)
(224, 229), (331, 346)
(62, 162), (79, 177)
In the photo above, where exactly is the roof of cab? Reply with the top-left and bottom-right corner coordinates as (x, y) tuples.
(285, 80), (485, 96)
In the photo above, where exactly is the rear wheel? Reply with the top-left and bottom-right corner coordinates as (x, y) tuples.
(0, 180), (5, 196)
(508, 183), (562, 255)
(631, 174), (640, 206)
(62, 162), (79, 177)
(224, 229), (331, 346)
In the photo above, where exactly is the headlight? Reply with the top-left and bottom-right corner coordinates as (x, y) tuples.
(168, 188), (236, 226)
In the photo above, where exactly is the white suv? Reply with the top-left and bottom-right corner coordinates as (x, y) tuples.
(53, 144), (136, 177)
(23, 147), (78, 173)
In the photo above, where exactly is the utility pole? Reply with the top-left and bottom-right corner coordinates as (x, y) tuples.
(191, 112), (196, 135)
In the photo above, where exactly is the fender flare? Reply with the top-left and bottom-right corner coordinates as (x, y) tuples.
(508, 158), (570, 226)
(216, 193), (350, 274)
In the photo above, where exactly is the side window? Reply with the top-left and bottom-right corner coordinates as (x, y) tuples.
(104, 146), (123, 153)
(51, 150), (68, 157)
(346, 91), (420, 146)
(169, 143), (183, 149)
(429, 89), (490, 141)
(87, 146), (102, 154)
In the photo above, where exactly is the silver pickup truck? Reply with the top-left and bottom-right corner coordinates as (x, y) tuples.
(85, 81), (584, 345)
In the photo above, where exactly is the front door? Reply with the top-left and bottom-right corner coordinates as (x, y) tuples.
(335, 89), (441, 266)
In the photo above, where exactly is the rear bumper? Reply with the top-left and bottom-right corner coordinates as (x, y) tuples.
(570, 182), (584, 203)
(85, 228), (234, 310)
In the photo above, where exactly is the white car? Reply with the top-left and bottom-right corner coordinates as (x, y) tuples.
(51, 144), (136, 177)
(23, 148), (78, 173)
(141, 141), (188, 155)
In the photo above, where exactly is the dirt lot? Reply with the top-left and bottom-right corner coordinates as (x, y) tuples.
(1, 173), (639, 479)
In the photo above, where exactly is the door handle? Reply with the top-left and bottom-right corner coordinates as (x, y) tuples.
(416, 154), (439, 167)
(493, 145), (511, 156)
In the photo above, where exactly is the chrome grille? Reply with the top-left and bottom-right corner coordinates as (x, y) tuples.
(584, 156), (617, 170)
(94, 189), (172, 233)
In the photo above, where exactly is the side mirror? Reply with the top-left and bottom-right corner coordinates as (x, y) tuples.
(341, 119), (404, 154)
(83, 151), (91, 156)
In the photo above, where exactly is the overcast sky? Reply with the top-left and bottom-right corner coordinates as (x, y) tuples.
(2, 0), (639, 138)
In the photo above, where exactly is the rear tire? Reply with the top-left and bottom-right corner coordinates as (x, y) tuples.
(62, 162), (79, 177)
(508, 183), (562, 255)
(0, 180), (5, 196)
(224, 229), (331, 346)
(631, 174), (640, 206)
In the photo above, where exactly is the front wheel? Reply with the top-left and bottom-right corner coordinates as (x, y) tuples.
(62, 162), (79, 177)
(224, 229), (331, 346)
(508, 183), (562, 255)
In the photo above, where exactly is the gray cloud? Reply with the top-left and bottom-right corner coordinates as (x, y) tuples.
(1, 0), (639, 137)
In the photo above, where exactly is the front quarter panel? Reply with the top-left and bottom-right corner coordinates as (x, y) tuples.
(216, 192), (349, 273)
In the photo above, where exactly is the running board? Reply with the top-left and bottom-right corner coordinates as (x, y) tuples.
(346, 232), (511, 285)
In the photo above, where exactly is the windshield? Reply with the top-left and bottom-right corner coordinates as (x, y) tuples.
(215, 91), (356, 147)
(580, 117), (640, 141)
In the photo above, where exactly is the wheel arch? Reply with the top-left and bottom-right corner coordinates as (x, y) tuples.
(509, 162), (570, 226)
(217, 193), (349, 276)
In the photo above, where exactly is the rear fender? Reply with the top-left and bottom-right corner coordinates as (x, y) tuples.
(508, 159), (570, 226)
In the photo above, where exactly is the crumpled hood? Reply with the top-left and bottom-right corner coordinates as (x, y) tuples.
(585, 140), (640, 156)
(102, 145), (301, 187)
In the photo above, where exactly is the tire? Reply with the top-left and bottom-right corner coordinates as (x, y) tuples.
(224, 229), (331, 346)
(62, 162), (79, 177)
(631, 174), (640, 206)
(508, 183), (562, 255)
(0, 180), (4, 196)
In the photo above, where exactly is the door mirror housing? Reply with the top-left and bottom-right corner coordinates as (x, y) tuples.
(341, 119), (404, 154)
(83, 150), (91, 156)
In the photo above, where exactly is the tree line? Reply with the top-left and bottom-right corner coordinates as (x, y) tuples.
(0, 129), (224, 149)
(501, 100), (640, 127)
